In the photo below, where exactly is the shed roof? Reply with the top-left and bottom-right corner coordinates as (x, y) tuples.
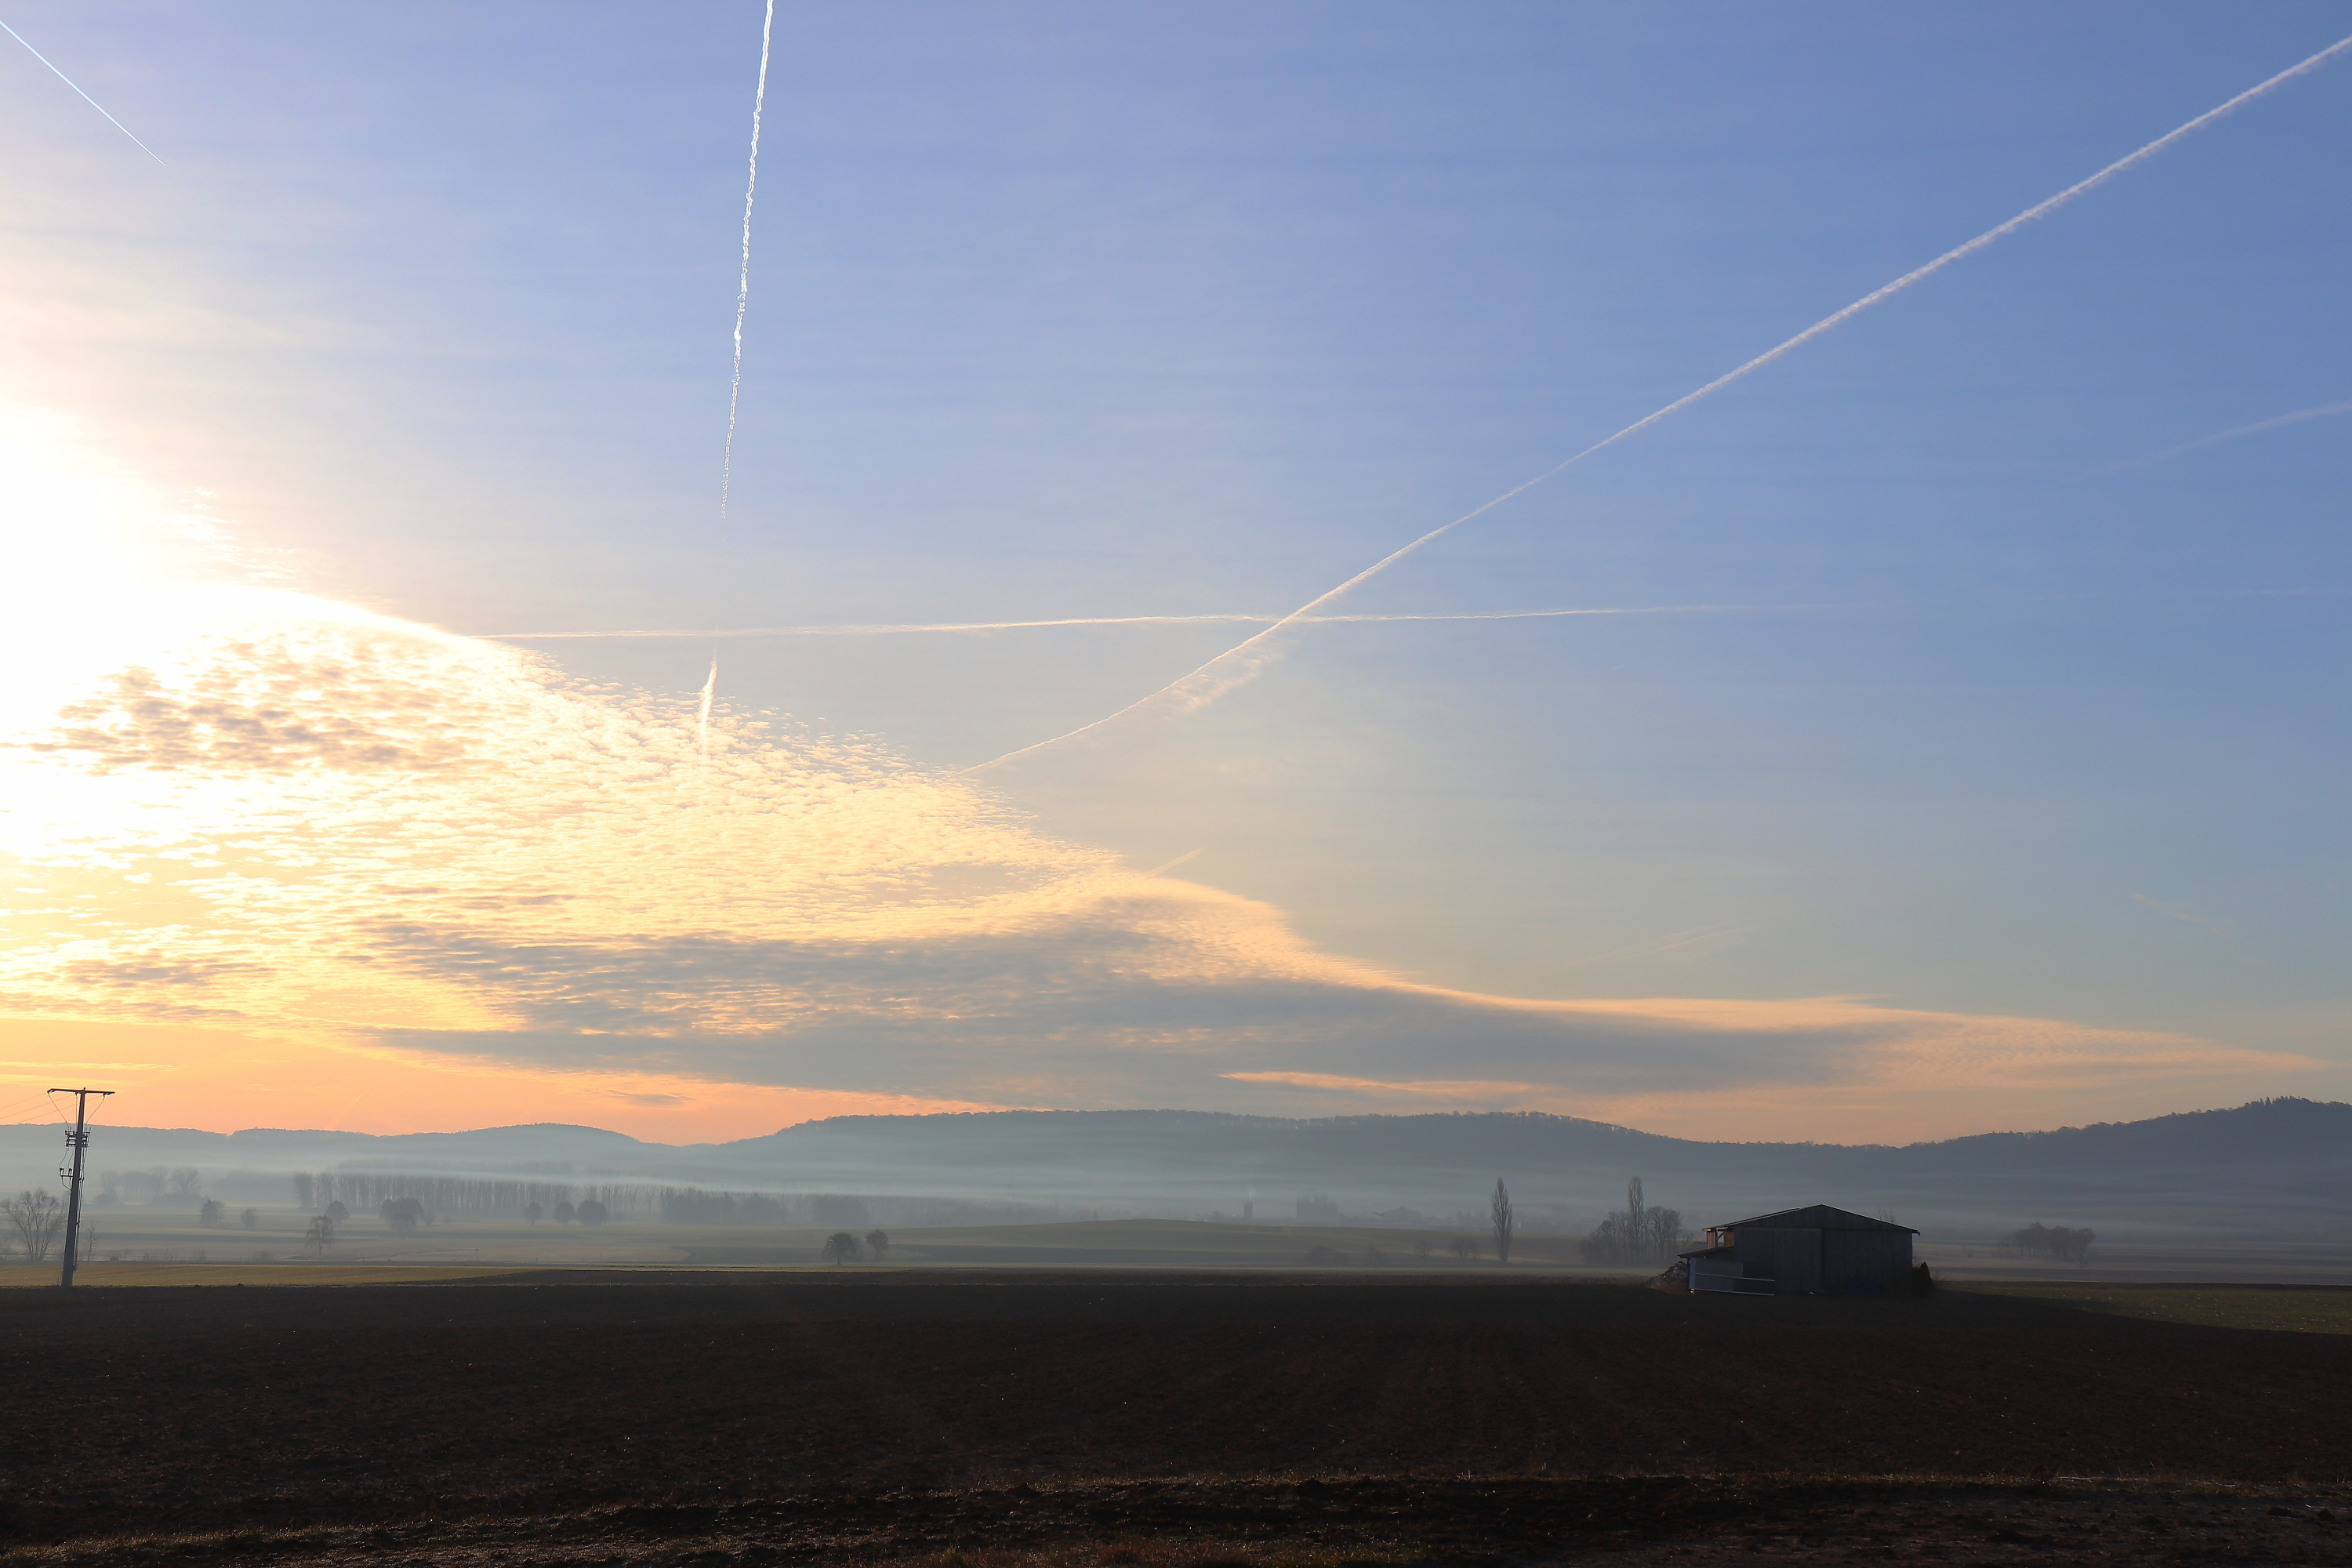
(1719, 1204), (1918, 1234)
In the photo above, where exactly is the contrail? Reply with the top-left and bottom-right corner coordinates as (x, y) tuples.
(0, 13), (166, 164)
(696, 659), (717, 753)
(480, 603), (1787, 640)
(2093, 396), (2352, 474)
(964, 32), (2352, 775)
(1145, 849), (1202, 876)
(718, 0), (777, 521)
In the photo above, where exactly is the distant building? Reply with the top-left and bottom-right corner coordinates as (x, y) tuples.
(1296, 1193), (1343, 1223)
(1680, 1205), (1917, 1296)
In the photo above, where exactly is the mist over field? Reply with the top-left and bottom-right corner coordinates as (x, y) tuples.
(8, 1098), (2345, 1247)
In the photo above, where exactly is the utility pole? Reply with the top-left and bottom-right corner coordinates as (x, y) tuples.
(49, 1087), (112, 1289)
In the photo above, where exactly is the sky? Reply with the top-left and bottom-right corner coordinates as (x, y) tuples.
(1, 2), (2347, 1144)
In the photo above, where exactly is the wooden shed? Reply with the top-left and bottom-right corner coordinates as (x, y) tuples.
(1680, 1204), (1917, 1296)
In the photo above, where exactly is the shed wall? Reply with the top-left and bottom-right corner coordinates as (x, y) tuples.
(1722, 1225), (1913, 1296)
(1730, 1228), (1821, 1294)
(1820, 1229), (1913, 1294)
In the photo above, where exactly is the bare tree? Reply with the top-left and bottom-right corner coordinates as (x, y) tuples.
(1490, 1178), (1514, 1264)
(2, 1190), (64, 1263)
(1448, 1235), (1476, 1261)
(325, 1200), (348, 1222)
(238, 1207), (259, 1231)
(554, 1200), (575, 1225)
(864, 1229), (891, 1260)
(1579, 1177), (1690, 1265)
(291, 1173), (314, 1210)
(303, 1214), (335, 1258)
(169, 1168), (202, 1199)
(524, 1201), (543, 1225)
(576, 1199), (608, 1228)
(821, 1231), (863, 1264)
(199, 1199), (225, 1227)
(381, 1196), (426, 1234)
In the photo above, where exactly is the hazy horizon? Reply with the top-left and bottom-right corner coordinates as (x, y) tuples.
(9, 1092), (2341, 1152)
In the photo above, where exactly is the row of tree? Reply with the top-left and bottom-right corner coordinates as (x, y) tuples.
(2001, 1223), (2096, 1264)
(292, 1172), (612, 1217)
(820, 1229), (891, 1263)
(283, 1174), (906, 1226)
(1577, 1177), (1692, 1265)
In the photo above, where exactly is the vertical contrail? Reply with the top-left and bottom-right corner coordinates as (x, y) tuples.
(966, 31), (2352, 774)
(719, 0), (778, 521)
(697, 659), (718, 753)
(0, 13), (166, 164)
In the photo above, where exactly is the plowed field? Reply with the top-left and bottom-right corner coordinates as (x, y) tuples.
(1, 1272), (2345, 1560)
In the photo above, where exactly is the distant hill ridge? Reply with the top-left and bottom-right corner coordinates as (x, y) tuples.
(2, 1099), (2345, 1232)
(5, 1096), (2346, 1163)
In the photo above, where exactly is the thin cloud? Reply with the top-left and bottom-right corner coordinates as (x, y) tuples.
(2130, 891), (2227, 938)
(2093, 397), (2352, 474)
(1222, 1070), (1548, 1101)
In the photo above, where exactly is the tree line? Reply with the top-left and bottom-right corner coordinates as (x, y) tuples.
(1999, 1223), (2095, 1265)
(291, 1172), (604, 1217)
(1577, 1177), (1692, 1265)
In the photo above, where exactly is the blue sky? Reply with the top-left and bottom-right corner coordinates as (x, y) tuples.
(1, 2), (2346, 1138)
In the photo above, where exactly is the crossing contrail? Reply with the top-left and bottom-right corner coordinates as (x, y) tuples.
(481, 604), (1783, 640)
(964, 31), (2352, 775)
(2093, 396), (2352, 474)
(719, 0), (777, 521)
(0, 13), (166, 164)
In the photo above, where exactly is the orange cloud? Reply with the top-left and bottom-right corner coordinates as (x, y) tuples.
(0, 1016), (1000, 1142)
(0, 585), (2322, 1145)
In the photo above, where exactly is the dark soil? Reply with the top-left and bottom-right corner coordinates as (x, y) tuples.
(2, 1272), (2347, 1560)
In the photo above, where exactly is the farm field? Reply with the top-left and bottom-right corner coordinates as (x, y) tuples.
(1918, 1236), (2352, 1287)
(42, 1209), (2352, 1282)
(34, 1210), (1625, 1272)
(0, 1271), (2347, 1563)
(1962, 1281), (2352, 1335)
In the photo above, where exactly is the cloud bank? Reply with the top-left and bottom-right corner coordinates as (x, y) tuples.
(0, 586), (2310, 1140)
